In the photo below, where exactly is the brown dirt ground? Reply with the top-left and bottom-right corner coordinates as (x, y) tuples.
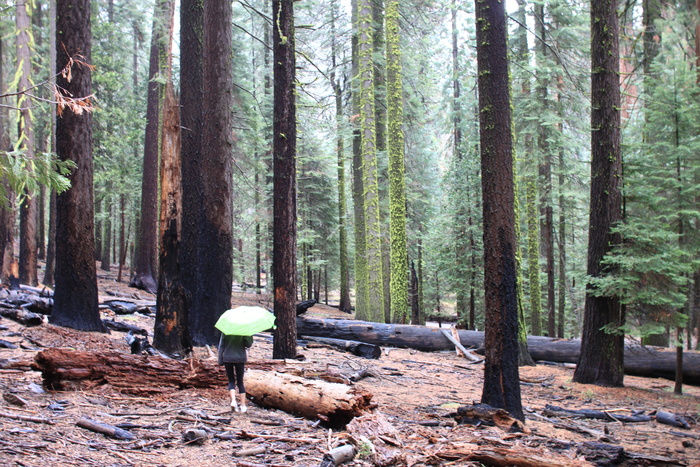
(0, 267), (699, 467)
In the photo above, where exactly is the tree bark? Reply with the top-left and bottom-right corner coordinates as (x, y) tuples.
(272, 0), (298, 359)
(51, 0), (105, 333)
(574, 0), (624, 387)
(154, 81), (189, 357)
(357, 0), (384, 322)
(475, 0), (523, 420)
(17, 0), (38, 287)
(131, 0), (175, 295)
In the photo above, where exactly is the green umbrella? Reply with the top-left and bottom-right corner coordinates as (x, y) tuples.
(215, 306), (276, 336)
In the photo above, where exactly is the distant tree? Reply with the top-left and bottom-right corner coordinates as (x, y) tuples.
(475, 0), (523, 420)
(573, 0), (624, 387)
(51, 0), (106, 332)
(272, 0), (298, 359)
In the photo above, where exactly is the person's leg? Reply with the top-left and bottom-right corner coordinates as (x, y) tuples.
(224, 363), (238, 411)
(233, 363), (247, 412)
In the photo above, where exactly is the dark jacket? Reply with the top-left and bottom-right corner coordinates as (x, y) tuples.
(218, 334), (254, 365)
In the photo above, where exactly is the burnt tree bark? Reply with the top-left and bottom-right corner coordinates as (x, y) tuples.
(154, 81), (189, 357)
(475, 0), (523, 420)
(272, 0), (298, 359)
(131, 0), (175, 294)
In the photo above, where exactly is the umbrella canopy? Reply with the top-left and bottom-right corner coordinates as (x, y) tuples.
(215, 306), (276, 336)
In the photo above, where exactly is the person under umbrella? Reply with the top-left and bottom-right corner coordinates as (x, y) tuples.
(218, 333), (253, 412)
(215, 306), (276, 412)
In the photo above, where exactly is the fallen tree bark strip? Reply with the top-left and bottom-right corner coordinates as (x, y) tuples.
(435, 444), (595, 467)
(298, 317), (700, 385)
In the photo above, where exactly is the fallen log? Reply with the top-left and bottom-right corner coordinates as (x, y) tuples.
(303, 335), (381, 359)
(435, 443), (595, 467)
(77, 417), (134, 440)
(543, 405), (653, 423)
(245, 370), (373, 428)
(32, 349), (372, 427)
(0, 308), (43, 326)
(32, 348), (282, 393)
(297, 317), (700, 385)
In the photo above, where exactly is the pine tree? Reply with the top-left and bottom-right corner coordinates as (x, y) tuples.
(574, 0), (624, 387)
(475, 0), (523, 420)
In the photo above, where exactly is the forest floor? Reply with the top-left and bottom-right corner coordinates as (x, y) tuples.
(0, 265), (699, 467)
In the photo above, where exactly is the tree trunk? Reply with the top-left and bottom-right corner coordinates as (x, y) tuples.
(131, 0), (175, 295)
(0, 32), (14, 284)
(52, 0), (105, 333)
(574, 0), (624, 387)
(357, 0), (385, 322)
(330, 0), (351, 314)
(272, 0), (298, 359)
(17, 0), (38, 287)
(386, 0), (408, 324)
(43, 190), (56, 287)
(100, 189), (112, 272)
(475, 0), (523, 420)
(154, 81), (189, 357)
(351, 0), (367, 320)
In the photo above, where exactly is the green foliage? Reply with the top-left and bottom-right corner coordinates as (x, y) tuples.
(595, 8), (700, 337)
(0, 149), (75, 206)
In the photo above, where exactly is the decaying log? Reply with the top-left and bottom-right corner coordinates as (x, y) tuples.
(303, 335), (381, 359)
(455, 403), (528, 433)
(102, 319), (148, 335)
(245, 370), (373, 428)
(543, 405), (653, 423)
(32, 348), (281, 393)
(435, 443), (595, 467)
(33, 349), (372, 427)
(77, 417), (134, 440)
(298, 317), (700, 384)
(0, 308), (43, 326)
(345, 411), (405, 467)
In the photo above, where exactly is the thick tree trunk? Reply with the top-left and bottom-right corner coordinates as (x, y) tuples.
(298, 317), (700, 385)
(475, 0), (523, 420)
(574, 0), (624, 387)
(51, 0), (105, 333)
